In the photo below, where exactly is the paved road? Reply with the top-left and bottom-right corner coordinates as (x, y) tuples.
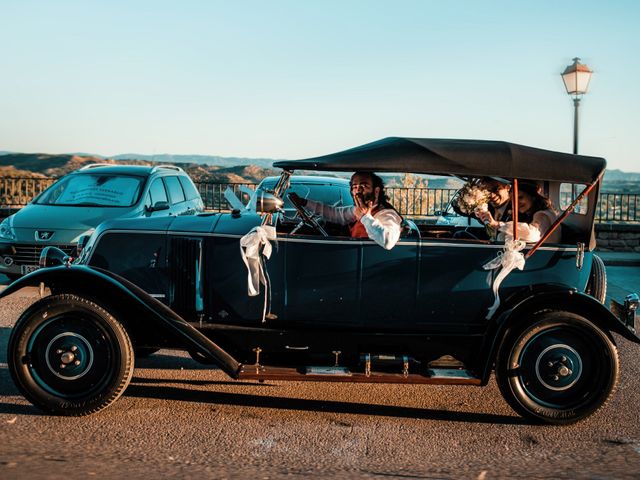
(0, 268), (639, 479)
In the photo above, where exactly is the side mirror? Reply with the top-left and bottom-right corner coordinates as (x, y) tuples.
(255, 189), (284, 214)
(434, 210), (443, 216)
(147, 201), (170, 213)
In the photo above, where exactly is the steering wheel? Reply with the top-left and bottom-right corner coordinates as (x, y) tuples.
(287, 194), (329, 237)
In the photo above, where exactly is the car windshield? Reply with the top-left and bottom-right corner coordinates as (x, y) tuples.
(260, 179), (352, 211)
(35, 174), (145, 207)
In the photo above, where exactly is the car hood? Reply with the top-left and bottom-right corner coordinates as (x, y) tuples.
(10, 204), (140, 243)
(12, 204), (138, 230)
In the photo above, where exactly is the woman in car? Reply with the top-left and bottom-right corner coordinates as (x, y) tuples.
(477, 181), (561, 243)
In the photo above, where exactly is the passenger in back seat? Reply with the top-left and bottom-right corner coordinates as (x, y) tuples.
(477, 181), (561, 243)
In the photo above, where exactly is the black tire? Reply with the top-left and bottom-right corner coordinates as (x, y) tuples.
(496, 311), (618, 425)
(586, 254), (607, 304)
(7, 294), (134, 416)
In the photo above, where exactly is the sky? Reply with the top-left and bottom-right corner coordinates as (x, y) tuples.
(1, 0), (639, 172)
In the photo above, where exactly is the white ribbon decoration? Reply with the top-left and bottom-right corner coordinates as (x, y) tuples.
(483, 238), (527, 319)
(240, 225), (276, 296)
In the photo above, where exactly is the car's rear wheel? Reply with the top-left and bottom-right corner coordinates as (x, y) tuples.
(496, 311), (618, 424)
(585, 254), (607, 304)
(8, 294), (134, 416)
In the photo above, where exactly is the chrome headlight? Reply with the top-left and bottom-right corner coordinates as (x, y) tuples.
(0, 216), (16, 241)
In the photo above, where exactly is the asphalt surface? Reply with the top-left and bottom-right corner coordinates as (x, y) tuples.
(0, 266), (639, 479)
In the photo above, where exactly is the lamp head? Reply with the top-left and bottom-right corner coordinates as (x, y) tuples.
(562, 57), (593, 96)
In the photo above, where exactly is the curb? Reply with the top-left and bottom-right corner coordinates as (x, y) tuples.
(596, 252), (640, 267)
(601, 259), (640, 267)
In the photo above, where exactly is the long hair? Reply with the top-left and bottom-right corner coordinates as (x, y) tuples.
(518, 181), (554, 223)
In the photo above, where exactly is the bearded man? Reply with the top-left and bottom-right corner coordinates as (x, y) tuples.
(289, 171), (402, 250)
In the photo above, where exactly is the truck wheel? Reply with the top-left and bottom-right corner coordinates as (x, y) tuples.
(496, 311), (618, 425)
(585, 254), (607, 304)
(7, 294), (134, 416)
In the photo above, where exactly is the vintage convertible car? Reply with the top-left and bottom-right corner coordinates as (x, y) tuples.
(3, 137), (639, 424)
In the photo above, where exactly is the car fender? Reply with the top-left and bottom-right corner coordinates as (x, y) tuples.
(478, 287), (640, 383)
(0, 265), (241, 378)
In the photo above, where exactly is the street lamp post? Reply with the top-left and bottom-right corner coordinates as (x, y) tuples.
(561, 57), (593, 154)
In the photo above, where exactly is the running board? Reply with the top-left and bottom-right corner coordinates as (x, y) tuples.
(237, 365), (481, 385)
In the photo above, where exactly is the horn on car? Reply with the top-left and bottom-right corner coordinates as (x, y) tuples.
(39, 246), (72, 268)
(255, 190), (284, 214)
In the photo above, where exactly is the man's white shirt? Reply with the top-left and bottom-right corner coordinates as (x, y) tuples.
(305, 200), (402, 250)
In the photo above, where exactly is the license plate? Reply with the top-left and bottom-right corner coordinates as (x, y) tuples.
(21, 265), (40, 275)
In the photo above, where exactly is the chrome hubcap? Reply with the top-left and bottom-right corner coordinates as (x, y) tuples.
(45, 332), (94, 380)
(535, 344), (582, 391)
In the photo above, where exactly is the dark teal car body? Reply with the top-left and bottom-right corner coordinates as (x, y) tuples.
(3, 138), (638, 424)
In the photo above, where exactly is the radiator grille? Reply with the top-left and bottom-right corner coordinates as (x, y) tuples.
(7, 244), (76, 265)
(169, 237), (203, 314)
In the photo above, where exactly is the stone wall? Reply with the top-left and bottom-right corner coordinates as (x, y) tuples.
(596, 223), (640, 252)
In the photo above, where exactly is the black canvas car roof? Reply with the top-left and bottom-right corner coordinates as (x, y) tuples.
(274, 137), (606, 184)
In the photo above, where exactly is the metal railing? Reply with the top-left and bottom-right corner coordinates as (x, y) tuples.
(195, 184), (458, 217)
(386, 187), (458, 217)
(196, 182), (256, 212)
(0, 177), (56, 208)
(1, 176), (638, 223)
(596, 193), (639, 223)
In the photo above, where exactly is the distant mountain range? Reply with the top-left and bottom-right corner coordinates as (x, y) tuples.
(0, 153), (279, 183)
(0, 150), (638, 191)
(112, 153), (278, 169)
(0, 150), (278, 169)
(603, 169), (640, 182)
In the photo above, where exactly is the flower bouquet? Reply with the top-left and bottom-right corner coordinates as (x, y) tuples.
(455, 181), (490, 216)
(454, 181), (495, 238)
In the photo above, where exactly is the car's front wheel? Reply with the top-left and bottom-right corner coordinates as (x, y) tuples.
(496, 311), (618, 424)
(8, 294), (134, 416)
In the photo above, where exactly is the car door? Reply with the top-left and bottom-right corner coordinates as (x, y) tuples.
(359, 237), (419, 328)
(415, 240), (497, 330)
(164, 176), (190, 216)
(282, 235), (361, 326)
(145, 178), (171, 217)
(178, 176), (204, 213)
(281, 233), (419, 328)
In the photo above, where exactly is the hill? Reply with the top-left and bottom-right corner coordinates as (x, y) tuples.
(604, 169), (640, 182)
(0, 153), (106, 177)
(112, 153), (277, 169)
(0, 153), (277, 183)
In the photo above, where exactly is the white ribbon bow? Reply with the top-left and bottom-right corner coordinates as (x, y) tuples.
(240, 225), (276, 296)
(483, 238), (527, 319)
